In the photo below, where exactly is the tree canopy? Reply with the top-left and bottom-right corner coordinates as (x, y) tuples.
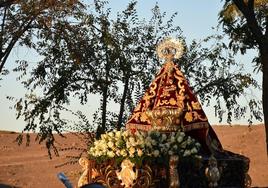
(0, 0), (85, 74)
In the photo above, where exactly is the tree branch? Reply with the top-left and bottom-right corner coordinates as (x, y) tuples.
(195, 76), (235, 95)
(265, 15), (268, 38)
(233, 0), (264, 45)
(0, 0), (17, 8)
(0, 16), (35, 73)
(247, 0), (254, 10)
(0, 6), (7, 53)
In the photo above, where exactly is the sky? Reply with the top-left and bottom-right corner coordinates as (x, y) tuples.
(0, 0), (262, 131)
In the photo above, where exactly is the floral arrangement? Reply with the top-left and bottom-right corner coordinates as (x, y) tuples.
(88, 129), (201, 165)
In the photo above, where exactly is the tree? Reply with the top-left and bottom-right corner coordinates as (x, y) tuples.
(7, 1), (260, 158)
(0, 0), (85, 74)
(219, 0), (268, 154)
(12, 1), (183, 147)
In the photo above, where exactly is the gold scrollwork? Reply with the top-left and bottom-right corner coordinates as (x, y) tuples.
(191, 101), (201, 110)
(193, 111), (208, 121)
(78, 158), (99, 188)
(135, 165), (153, 187)
(146, 108), (183, 131)
(185, 111), (208, 122)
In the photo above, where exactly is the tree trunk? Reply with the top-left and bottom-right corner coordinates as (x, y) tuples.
(260, 45), (268, 155)
(95, 78), (109, 139)
(101, 57), (111, 135)
(101, 83), (108, 133)
(117, 76), (129, 130)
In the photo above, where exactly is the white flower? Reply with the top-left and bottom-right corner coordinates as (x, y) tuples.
(168, 150), (174, 155)
(187, 137), (192, 145)
(115, 141), (121, 147)
(137, 149), (143, 157)
(101, 134), (108, 140)
(94, 151), (100, 157)
(183, 150), (191, 157)
(107, 141), (114, 148)
(107, 151), (115, 158)
(88, 129), (200, 162)
(160, 146), (167, 153)
(129, 137), (136, 146)
(165, 143), (171, 149)
(129, 147), (135, 155)
(170, 136), (176, 143)
(139, 142), (145, 148)
(115, 131), (121, 138)
(191, 148), (198, 154)
(177, 136), (183, 143)
(153, 150), (160, 157)
(161, 134), (167, 141)
(180, 132), (185, 137)
(126, 142), (131, 149)
(120, 149), (127, 157)
(180, 141), (187, 149)
(145, 142), (152, 148)
(122, 130), (130, 138)
(108, 132), (114, 138)
(94, 140), (99, 145)
(151, 139), (157, 146)
(99, 142), (108, 150)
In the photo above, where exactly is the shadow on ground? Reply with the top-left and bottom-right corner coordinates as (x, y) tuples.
(0, 184), (19, 188)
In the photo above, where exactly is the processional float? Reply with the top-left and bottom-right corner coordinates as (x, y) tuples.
(78, 38), (250, 188)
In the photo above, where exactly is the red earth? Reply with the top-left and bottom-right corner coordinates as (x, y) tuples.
(0, 125), (267, 188)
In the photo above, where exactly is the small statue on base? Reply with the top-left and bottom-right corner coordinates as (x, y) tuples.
(205, 155), (221, 187)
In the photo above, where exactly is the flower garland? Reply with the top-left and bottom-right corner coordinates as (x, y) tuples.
(88, 129), (201, 164)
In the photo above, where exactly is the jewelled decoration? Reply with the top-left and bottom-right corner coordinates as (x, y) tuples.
(156, 37), (184, 60)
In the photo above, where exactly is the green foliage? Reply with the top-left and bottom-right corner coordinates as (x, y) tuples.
(12, 1), (182, 138)
(0, 0), (86, 73)
(219, 0), (268, 154)
(179, 35), (262, 124)
(219, 0), (268, 71)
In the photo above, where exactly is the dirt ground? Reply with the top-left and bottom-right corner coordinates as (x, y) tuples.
(0, 125), (267, 188)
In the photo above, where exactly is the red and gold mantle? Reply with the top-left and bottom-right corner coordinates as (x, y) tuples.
(126, 38), (222, 153)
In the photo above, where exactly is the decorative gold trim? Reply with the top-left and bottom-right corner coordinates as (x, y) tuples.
(127, 122), (209, 132)
(183, 122), (209, 132)
(169, 155), (180, 188)
(145, 108), (183, 131)
(78, 157), (99, 188)
(126, 123), (152, 131)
